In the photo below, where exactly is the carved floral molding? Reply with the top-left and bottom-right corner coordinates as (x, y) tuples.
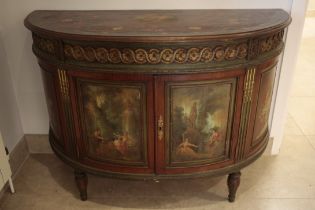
(64, 44), (248, 64)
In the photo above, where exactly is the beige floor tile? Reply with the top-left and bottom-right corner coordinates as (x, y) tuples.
(287, 97), (315, 135)
(305, 135), (315, 150)
(239, 135), (315, 199)
(24, 134), (53, 154)
(289, 18), (315, 98)
(10, 155), (76, 198)
(302, 17), (315, 38)
(230, 197), (280, 210)
(88, 175), (226, 199)
(233, 198), (315, 210)
(290, 75), (315, 97)
(283, 114), (304, 135)
(0, 194), (67, 210)
(290, 58), (315, 97)
(275, 199), (315, 210)
(65, 196), (118, 210)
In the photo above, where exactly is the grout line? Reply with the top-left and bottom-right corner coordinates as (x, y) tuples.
(250, 197), (315, 200)
(11, 153), (30, 180)
(289, 117), (306, 136)
(78, 196), (315, 201)
(284, 113), (306, 136)
(284, 113), (315, 152)
(288, 115), (315, 151)
(288, 96), (315, 98)
(304, 136), (315, 151)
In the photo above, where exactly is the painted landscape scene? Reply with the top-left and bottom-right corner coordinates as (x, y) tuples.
(170, 83), (232, 163)
(81, 83), (143, 163)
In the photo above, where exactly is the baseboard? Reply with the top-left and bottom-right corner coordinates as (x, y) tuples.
(0, 136), (30, 201)
(24, 134), (53, 154)
(1, 134), (55, 202)
(8, 136), (30, 177)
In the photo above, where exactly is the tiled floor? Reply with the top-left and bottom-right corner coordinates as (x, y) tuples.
(1, 18), (315, 210)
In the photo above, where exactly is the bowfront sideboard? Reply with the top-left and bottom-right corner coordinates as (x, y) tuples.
(24, 9), (291, 202)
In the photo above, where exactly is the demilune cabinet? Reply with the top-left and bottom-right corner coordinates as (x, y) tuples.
(25, 9), (291, 202)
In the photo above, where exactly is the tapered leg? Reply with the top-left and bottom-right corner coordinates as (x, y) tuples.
(227, 171), (241, 202)
(74, 169), (88, 201)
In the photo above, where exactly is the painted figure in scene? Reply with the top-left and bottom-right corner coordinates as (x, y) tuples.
(176, 135), (198, 159)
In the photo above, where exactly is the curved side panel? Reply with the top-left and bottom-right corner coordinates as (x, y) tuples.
(252, 66), (277, 145)
(244, 61), (278, 156)
(41, 68), (64, 150)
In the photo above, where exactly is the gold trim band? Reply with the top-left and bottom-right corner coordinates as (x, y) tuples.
(58, 69), (69, 99)
(236, 67), (256, 160)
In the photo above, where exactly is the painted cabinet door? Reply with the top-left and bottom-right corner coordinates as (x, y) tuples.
(155, 70), (244, 175)
(69, 71), (155, 174)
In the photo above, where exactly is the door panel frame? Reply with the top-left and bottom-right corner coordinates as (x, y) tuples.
(155, 69), (245, 175)
(68, 70), (155, 174)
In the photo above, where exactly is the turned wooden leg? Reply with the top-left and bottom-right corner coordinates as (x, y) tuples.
(74, 169), (88, 201)
(227, 171), (241, 202)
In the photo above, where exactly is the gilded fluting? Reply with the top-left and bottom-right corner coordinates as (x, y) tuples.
(57, 69), (69, 99)
(236, 67), (256, 160)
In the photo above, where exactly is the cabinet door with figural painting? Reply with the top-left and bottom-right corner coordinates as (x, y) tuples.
(155, 70), (244, 175)
(71, 72), (155, 174)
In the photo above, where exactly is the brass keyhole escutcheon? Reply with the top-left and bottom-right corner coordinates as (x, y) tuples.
(158, 115), (164, 141)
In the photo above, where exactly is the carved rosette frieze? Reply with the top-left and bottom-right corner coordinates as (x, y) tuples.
(248, 29), (284, 60)
(236, 67), (256, 161)
(57, 69), (77, 157)
(63, 43), (248, 65)
(32, 29), (284, 67)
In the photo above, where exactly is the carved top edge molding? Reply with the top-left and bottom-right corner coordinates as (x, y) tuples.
(32, 29), (284, 66)
(25, 10), (291, 43)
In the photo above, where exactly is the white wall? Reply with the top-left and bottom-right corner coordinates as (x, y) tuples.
(0, 30), (24, 151)
(0, 0), (297, 151)
(270, 0), (308, 154)
(0, 0), (24, 151)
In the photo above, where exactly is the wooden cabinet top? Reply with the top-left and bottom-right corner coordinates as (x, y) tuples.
(25, 9), (291, 42)
(25, 10), (291, 72)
